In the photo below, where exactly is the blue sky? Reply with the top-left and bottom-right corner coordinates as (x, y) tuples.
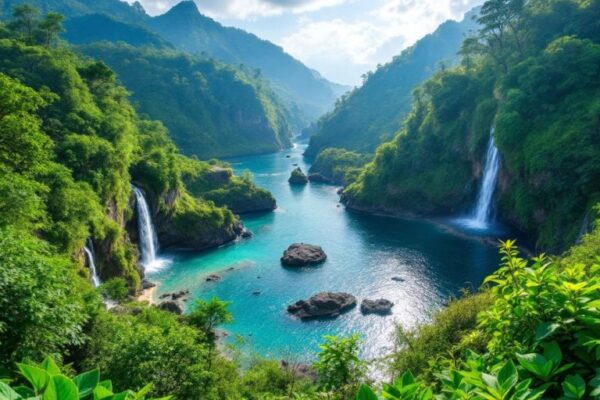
(129, 0), (484, 85)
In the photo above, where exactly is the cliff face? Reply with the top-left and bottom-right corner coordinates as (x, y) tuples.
(344, 2), (600, 251)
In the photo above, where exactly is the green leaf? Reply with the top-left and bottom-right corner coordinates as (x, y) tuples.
(536, 322), (560, 341)
(51, 376), (78, 400)
(73, 369), (99, 398)
(17, 364), (49, 394)
(39, 358), (60, 377)
(98, 381), (112, 391)
(497, 361), (518, 393)
(0, 382), (22, 400)
(356, 384), (378, 400)
(93, 385), (113, 400)
(563, 375), (586, 399)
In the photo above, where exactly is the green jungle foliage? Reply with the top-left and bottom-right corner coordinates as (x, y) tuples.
(1, 2), (600, 400)
(147, 1), (346, 122)
(0, 356), (168, 400)
(345, 0), (600, 251)
(64, 14), (171, 48)
(304, 9), (478, 157)
(80, 42), (293, 159)
(178, 157), (276, 214)
(2, 0), (345, 124)
(309, 148), (371, 185)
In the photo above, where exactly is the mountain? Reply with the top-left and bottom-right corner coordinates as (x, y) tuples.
(304, 9), (479, 157)
(81, 42), (293, 159)
(0, 0), (146, 22)
(3, 0), (347, 125)
(147, 1), (347, 123)
(343, 0), (600, 251)
(64, 14), (171, 48)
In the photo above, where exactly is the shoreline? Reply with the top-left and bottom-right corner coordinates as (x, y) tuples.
(137, 284), (157, 305)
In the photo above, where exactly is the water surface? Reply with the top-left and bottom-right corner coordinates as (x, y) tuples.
(150, 144), (501, 361)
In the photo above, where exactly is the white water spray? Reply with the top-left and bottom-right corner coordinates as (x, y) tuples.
(462, 127), (501, 230)
(132, 186), (167, 273)
(83, 241), (101, 287)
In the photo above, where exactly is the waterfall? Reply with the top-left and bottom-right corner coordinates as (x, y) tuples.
(132, 186), (166, 273)
(83, 240), (101, 287)
(463, 127), (501, 230)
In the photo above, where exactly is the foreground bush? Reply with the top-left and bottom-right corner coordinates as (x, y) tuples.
(0, 356), (167, 399)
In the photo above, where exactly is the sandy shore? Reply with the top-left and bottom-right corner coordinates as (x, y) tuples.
(137, 285), (157, 304)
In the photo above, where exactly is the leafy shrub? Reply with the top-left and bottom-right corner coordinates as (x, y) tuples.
(0, 356), (166, 399)
(99, 278), (129, 302)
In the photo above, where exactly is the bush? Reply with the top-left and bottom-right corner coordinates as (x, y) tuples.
(0, 355), (163, 399)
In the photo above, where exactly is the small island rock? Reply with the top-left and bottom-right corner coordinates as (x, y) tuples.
(281, 243), (327, 266)
(288, 292), (356, 319)
(360, 298), (394, 315)
(288, 167), (308, 185)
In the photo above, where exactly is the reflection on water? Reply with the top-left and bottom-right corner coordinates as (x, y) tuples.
(149, 144), (502, 361)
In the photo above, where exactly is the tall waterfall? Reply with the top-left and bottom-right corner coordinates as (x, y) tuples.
(467, 127), (501, 229)
(83, 240), (101, 287)
(132, 186), (166, 273)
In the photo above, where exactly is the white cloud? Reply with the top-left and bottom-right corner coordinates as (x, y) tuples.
(129, 0), (347, 18)
(280, 0), (483, 85)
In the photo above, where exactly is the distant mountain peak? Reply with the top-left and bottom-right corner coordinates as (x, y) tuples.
(131, 1), (147, 15)
(168, 1), (200, 16)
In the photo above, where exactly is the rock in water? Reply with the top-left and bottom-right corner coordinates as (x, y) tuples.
(288, 167), (308, 185)
(308, 173), (332, 184)
(288, 292), (356, 319)
(360, 298), (394, 315)
(206, 274), (221, 282)
(281, 243), (327, 266)
(159, 300), (183, 314)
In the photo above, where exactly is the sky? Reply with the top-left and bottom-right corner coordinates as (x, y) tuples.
(127, 0), (484, 86)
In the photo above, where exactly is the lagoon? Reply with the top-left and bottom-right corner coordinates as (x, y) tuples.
(149, 144), (501, 361)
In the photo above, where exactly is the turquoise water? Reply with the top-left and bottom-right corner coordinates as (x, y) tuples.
(149, 144), (501, 361)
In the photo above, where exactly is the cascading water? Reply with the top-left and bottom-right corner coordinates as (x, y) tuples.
(462, 127), (501, 230)
(83, 240), (101, 287)
(132, 186), (167, 273)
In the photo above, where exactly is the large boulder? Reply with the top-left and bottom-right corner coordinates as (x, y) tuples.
(158, 300), (184, 315)
(360, 298), (394, 315)
(288, 292), (356, 319)
(288, 167), (308, 185)
(281, 243), (327, 266)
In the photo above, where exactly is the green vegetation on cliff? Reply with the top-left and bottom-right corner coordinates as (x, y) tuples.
(309, 148), (370, 185)
(305, 9), (478, 157)
(80, 42), (293, 159)
(346, 0), (600, 251)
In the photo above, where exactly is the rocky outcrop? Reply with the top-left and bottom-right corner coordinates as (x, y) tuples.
(159, 300), (184, 314)
(308, 173), (333, 184)
(281, 243), (327, 266)
(226, 194), (276, 214)
(206, 274), (221, 282)
(288, 167), (308, 185)
(287, 292), (356, 319)
(360, 299), (394, 315)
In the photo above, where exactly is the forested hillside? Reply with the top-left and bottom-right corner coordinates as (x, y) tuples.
(81, 42), (293, 158)
(304, 8), (478, 157)
(345, 0), (600, 251)
(2, 0), (346, 125)
(148, 1), (347, 122)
